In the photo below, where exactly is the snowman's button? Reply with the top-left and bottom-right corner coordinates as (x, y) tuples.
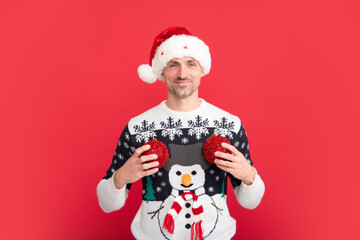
(185, 223), (191, 229)
(185, 203), (191, 208)
(185, 213), (191, 219)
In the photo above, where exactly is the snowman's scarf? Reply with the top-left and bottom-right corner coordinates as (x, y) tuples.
(163, 192), (204, 240)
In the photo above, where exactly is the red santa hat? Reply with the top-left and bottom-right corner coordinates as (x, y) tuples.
(137, 27), (211, 84)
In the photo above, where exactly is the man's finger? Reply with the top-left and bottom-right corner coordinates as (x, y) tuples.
(214, 158), (234, 169)
(143, 166), (159, 176)
(140, 154), (158, 163)
(221, 142), (240, 155)
(214, 151), (234, 162)
(133, 144), (151, 158)
(215, 162), (233, 175)
(142, 160), (159, 170)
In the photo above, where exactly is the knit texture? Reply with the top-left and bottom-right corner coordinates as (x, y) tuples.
(100, 99), (263, 240)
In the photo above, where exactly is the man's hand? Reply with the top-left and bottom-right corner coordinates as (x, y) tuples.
(214, 142), (256, 185)
(113, 144), (159, 190)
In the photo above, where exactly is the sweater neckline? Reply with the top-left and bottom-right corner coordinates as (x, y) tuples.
(159, 98), (206, 116)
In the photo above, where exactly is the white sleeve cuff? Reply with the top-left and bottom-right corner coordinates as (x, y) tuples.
(96, 174), (128, 213)
(235, 168), (265, 209)
(107, 173), (128, 197)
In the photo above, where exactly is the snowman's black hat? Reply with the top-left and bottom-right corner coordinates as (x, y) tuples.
(163, 142), (211, 171)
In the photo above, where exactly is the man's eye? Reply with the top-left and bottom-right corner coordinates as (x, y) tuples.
(189, 63), (196, 67)
(169, 64), (176, 68)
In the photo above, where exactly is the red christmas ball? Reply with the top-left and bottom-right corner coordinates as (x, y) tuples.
(141, 139), (169, 168)
(203, 135), (231, 164)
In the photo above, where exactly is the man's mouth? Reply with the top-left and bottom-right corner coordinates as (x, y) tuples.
(175, 80), (191, 86)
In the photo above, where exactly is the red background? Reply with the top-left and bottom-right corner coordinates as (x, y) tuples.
(1, 0), (359, 239)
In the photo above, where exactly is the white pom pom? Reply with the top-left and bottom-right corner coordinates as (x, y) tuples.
(137, 64), (157, 84)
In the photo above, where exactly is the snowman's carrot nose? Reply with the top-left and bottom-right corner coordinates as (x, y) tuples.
(181, 174), (192, 186)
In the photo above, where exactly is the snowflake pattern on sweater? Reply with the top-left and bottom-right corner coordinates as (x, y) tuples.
(103, 101), (252, 202)
(100, 99), (263, 240)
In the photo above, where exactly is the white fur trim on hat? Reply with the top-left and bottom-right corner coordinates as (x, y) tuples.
(137, 64), (157, 84)
(152, 34), (211, 81)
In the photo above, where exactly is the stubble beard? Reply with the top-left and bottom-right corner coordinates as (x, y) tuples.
(168, 78), (197, 99)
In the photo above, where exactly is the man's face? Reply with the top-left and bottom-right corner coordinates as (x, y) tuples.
(162, 57), (203, 99)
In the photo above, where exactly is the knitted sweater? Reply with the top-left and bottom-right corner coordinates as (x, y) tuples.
(97, 99), (265, 240)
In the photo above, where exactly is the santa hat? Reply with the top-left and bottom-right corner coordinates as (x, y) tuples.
(137, 27), (211, 84)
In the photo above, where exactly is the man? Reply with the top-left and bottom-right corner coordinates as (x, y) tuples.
(97, 27), (265, 240)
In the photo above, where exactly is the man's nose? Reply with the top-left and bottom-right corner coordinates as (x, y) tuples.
(177, 65), (187, 79)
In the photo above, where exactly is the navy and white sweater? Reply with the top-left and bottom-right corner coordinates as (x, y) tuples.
(97, 99), (265, 240)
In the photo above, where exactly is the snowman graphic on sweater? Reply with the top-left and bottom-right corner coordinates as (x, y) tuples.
(157, 142), (220, 240)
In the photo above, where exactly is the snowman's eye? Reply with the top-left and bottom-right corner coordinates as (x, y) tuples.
(191, 171), (197, 175)
(176, 171), (181, 176)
